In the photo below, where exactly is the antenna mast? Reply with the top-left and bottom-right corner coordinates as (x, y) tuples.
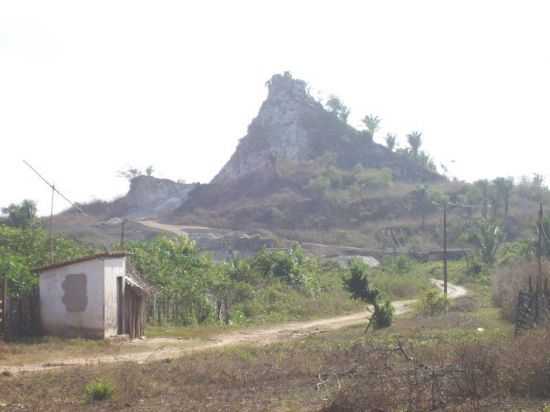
(23, 160), (87, 263)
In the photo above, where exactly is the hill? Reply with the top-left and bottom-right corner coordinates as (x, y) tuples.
(56, 73), (548, 257)
(172, 73), (446, 244)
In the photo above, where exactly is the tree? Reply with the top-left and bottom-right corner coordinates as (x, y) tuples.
(493, 177), (514, 219)
(2, 200), (37, 228)
(117, 167), (143, 181)
(474, 180), (491, 219)
(362, 114), (381, 141)
(412, 185), (433, 230)
(325, 95), (350, 123)
(145, 166), (154, 177)
(406, 131), (423, 157)
(344, 260), (393, 330)
(385, 133), (397, 151)
(0, 225), (95, 296)
(467, 219), (503, 265)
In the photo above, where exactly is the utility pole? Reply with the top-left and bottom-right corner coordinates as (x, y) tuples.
(443, 202), (448, 298)
(120, 219), (126, 250)
(1, 275), (7, 338)
(49, 184), (55, 264)
(537, 202), (544, 291)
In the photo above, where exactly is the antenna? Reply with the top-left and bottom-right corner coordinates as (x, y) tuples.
(23, 160), (88, 263)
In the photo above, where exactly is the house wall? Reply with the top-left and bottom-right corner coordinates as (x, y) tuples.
(39, 259), (106, 338)
(103, 257), (126, 338)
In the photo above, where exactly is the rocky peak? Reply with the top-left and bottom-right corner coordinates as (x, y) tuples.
(211, 73), (443, 187)
(212, 73), (324, 184)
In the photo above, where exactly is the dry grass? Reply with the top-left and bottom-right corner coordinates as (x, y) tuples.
(0, 337), (156, 367)
(491, 261), (550, 321)
(1, 292), (548, 412)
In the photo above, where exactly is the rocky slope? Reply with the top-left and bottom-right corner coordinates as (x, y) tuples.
(57, 73), (452, 254)
(213, 72), (441, 186)
(173, 73), (444, 233)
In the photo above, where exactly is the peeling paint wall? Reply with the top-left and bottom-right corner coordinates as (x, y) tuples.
(39, 259), (106, 338)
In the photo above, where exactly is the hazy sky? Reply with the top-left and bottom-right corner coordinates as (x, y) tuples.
(2, 1), (549, 215)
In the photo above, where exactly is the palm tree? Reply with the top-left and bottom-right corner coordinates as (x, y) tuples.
(362, 114), (381, 141)
(406, 131), (423, 156)
(469, 219), (503, 265)
(385, 133), (397, 151)
(413, 185), (431, 230)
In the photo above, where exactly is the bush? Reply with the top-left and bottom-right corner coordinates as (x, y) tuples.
(372, 299), (393, 329)
(325, 332), (550, 411)
(416, 288), (448, 316)
(84, 379), (114, 403)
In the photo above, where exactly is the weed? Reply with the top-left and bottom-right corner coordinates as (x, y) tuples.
(416, 288), (448, 316)
(84, 379), (114, 403)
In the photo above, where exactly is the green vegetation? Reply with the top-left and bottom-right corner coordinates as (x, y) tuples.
(0, 223), (94, 296)
(325, 95), (350, 123)
(1, 199), (37, 228)
(344, 259), (394, 330)
(416, 288), (448, 316)
(361, 114), (381, 142)
(384, 133), (397, 151)
(127, 236), (362, 326)
(84, 379), (114, 403)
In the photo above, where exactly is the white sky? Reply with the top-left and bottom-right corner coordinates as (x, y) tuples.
(1, 1), (550, 216)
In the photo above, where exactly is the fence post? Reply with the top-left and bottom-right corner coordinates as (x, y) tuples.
(1, 276), (7, 339)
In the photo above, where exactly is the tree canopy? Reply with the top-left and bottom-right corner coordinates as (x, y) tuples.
(2, 199), (37, 228)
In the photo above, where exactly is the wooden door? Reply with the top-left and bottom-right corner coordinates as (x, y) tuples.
(116, 277), (124, 335)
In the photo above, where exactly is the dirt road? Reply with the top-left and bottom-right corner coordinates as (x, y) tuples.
(0, 281), (466, 375)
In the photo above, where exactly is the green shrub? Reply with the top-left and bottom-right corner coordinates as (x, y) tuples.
(417, 288), (448, 316)
(372, 299), (394, 329)
(84, 379), (114, 403)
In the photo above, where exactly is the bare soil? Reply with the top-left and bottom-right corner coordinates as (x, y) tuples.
(0, 280), (466, 375)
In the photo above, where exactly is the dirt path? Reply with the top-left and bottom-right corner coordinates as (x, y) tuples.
(0, 281), (466, 375)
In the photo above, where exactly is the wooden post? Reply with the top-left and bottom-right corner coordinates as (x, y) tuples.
(2, 276), (8, 338)
(537, 202), (544, 291)
(535, 202), (544, 323)
(443, 202), (448, 298)
(120, 219), (126, 250)
(49, 184), (55, 264)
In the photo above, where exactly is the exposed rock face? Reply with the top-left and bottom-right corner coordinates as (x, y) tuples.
(213, 73), (324, 184)
(123, 176), (196, 218)
(74, 176), (197, 220)
(212, 73), (442, 185)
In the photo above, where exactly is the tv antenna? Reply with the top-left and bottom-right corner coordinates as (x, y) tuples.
(23, 160), (87, 263)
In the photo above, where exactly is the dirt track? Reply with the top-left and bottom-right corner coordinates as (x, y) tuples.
(0, 280), (466, 375)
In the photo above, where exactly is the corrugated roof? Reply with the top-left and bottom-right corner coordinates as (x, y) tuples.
(34, 252), (127, 273)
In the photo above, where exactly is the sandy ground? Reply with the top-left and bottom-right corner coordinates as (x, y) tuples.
(0, 280), (466, 375)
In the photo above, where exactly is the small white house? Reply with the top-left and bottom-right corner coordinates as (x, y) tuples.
(35, 253), (147, 339)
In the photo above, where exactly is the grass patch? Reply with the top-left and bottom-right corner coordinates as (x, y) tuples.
(84, 379), (114, 403)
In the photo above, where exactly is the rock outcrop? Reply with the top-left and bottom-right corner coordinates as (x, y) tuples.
(212, 72), (442, 185)
(213, 73), (323, 184)
(123, 176), (195, 218)
(72, 175), (197, 220)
